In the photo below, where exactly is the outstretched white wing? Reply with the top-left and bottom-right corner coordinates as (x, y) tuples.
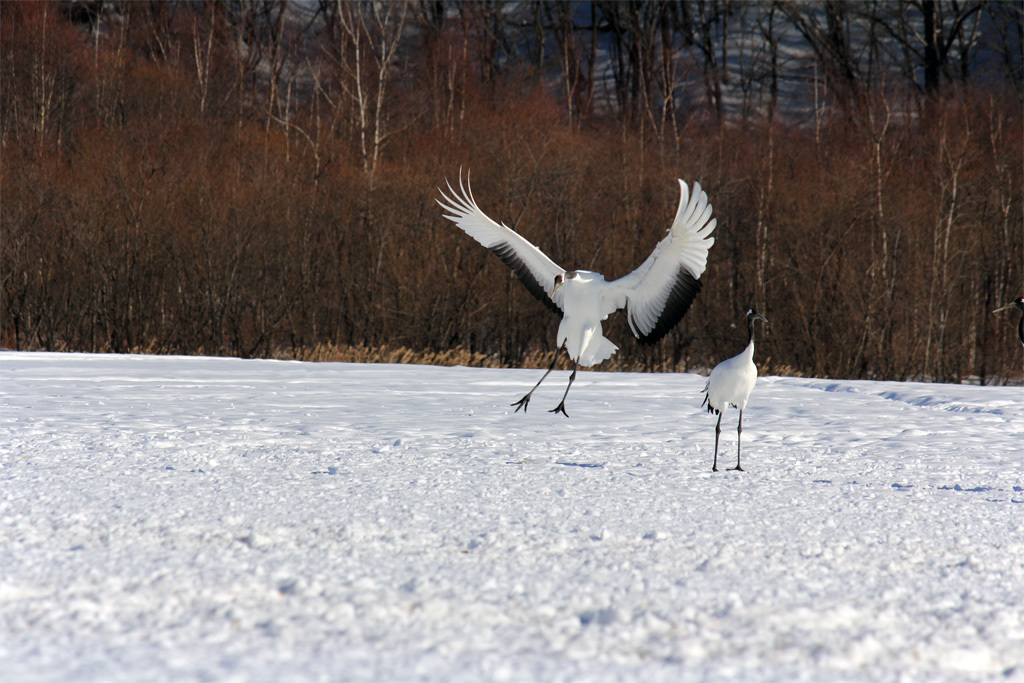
(604, 180), (717, 344)
(437, 173), (565, 315)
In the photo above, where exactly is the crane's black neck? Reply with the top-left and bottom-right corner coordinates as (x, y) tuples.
(1018, 309), (1024, 347)
(746, 316), (758, 347)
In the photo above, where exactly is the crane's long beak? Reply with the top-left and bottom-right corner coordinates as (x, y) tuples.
(552, 279), (563, 296)
(993, 303), (1015, 313)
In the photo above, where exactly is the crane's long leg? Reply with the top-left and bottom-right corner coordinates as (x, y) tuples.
(712, 412), (723, 472)
(549, 359), (579, 417)
(729, 409), (745, 472)
(511, 344), (564, 413)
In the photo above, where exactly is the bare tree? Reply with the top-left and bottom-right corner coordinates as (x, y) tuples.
(865, 0), (985, 101)
(923, 108), (971, 379)
(320, 0), (408, 178)
(781, 0), (866, 118)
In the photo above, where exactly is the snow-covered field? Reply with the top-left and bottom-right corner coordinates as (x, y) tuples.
(1, 351), (1022, 682)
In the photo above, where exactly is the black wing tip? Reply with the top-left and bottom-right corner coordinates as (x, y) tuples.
(490, 241), (562, 317)
(635, 268), (703, 346)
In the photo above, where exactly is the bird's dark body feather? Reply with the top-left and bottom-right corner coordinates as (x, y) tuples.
(701, 392), (721, 415)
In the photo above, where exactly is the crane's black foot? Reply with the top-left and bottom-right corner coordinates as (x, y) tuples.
(728, 465), (745, 472)
(712, 465), (719, 472)
(511, 394), (532, 413)
(549, 401), (569, 417)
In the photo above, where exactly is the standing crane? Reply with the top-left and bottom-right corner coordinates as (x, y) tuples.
(438, 172), (717, 416)
(994, 296), (1024, 347)
(702, 309), (768, 472)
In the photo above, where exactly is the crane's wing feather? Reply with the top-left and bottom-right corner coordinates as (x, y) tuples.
(437, 174), (564, 316)
(604, 180), (717, 344)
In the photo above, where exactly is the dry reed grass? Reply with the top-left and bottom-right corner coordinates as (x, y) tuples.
(278, 343), (720, 374)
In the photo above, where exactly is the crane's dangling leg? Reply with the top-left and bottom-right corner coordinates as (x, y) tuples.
(729, 410), (745, 472)
(512, 344), (564, 413)
(712, 411), (723, 472)
(549, 358), (579, 418)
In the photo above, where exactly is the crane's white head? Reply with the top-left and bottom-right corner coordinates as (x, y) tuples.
(747, 308), (767, 325)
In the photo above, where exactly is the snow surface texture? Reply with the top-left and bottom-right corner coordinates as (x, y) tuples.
(1, 351), (1022, 682)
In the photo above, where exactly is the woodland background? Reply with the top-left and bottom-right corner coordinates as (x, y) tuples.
(2, 0), (1022, 382)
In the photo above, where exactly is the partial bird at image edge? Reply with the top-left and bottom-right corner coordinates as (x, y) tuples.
(993, 296), (1024, 348)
